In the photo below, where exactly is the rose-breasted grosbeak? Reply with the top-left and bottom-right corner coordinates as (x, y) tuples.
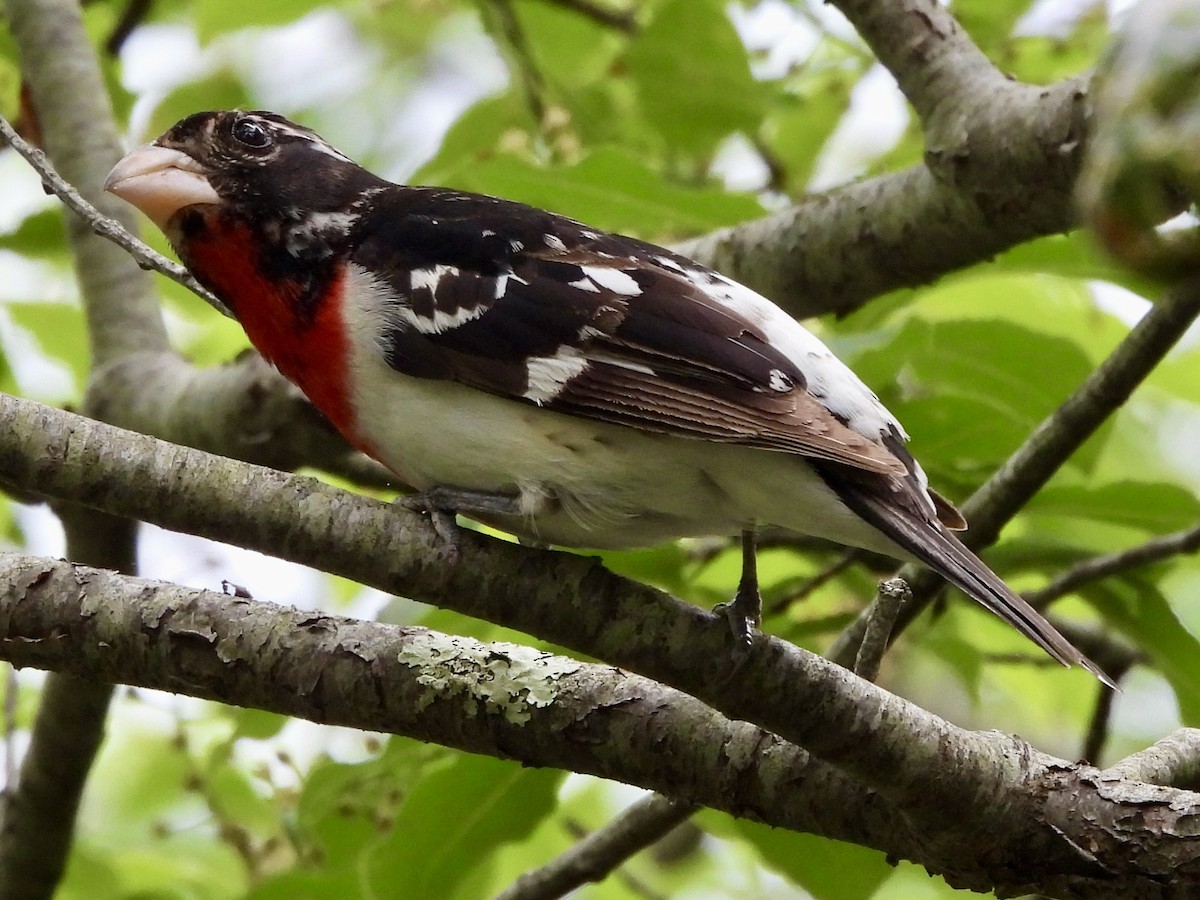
(105, 110), (1110, 684)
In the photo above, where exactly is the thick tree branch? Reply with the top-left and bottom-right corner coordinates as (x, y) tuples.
(0, 0), (166, 893)
(1, 550), (1197, 896)
(0, 553), (908, 855)
(827, 0), (1005, 123)
(1106, 730), (1200, 792)
(1, 395), (1198, 894)
(678, 0), (1097, 321)
(0, 393), (1045, 826)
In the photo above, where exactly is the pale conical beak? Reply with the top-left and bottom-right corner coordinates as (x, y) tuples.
(105, 144), (220, 229)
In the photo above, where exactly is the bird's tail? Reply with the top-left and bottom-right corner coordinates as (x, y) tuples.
(829, 477), (1116, 688)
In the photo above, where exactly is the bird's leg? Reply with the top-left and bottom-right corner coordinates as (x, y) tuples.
(399, 486), (523, 567)
(714, 529), (762, 658)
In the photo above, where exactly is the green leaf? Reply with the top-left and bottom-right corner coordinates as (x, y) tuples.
(1027, 482), (1200, 533)
(416, 92), (538, 183)
(711, 816), (892, 899)
(872, 273), (1122, 365)
(297, 757), (402, 870)
(0, 55), (20, 124)
(1094, 580), (1200, 723)
(953, 0), (1029, 55)
(365, 755), (563, 899)
(8, 301), (90, 391)
(849, 317), (1096, 483)
(987, 232), (1161, 300)
(436, 147), (764, 237)
(206, 761), (280, 837)
(247, 871), (340, 900)
(146, 71), (253, 139)
(53, 846), (123, 900)
(230, 707), (288, 741)
(505, 0), (625, 88)
(1004, 14), (1110, 85)
(0, 209), (68, 258)
(761, 71), (855, 192)
(625, 0), (765, 153)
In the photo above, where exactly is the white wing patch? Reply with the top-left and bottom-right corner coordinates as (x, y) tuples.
(411, 264), (459, 293)
(523, 346), (589, 404)
(494, 271), (529, 299)
(391, 265), (487, 333)
(676, 265), (905, 442)
(568, 277), (601, 293)
(579, 266), (642, 297)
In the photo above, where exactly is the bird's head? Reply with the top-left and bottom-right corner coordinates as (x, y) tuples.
(105, 110), (382, 239)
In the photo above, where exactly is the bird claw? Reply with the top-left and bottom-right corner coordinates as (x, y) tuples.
(712, 530), (763, 671)
(399, 493), (463, 570)
(713, 592), (761, 670)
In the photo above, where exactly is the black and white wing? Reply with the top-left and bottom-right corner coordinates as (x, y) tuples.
(352, 187), (909, 478)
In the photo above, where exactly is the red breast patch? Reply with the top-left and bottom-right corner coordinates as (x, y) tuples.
(183, 219), (361, 445)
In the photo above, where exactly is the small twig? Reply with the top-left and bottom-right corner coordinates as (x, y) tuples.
(1024, 523), (1200, 609)
(854, 578), (908, 682)
(765, 550), (860, 616)
(2, 666), (16, 812)
(103, 0), (153, 56)
(0, 112), (229, 317)
(1081, 669), (1123, 765)
(832, 278), (1200, 666)
(487, 0), (549, 125)
(534, 0), (636, 33)
(493, 793), (696, 900)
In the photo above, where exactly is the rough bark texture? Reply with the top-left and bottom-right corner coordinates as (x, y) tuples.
(1, 403), (1199, 896)
(1, 552), (1198, 896)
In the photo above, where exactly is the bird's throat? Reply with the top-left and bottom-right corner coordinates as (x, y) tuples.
(179, 216), (359, 443)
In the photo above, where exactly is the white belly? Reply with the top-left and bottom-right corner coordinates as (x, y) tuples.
(345, 346), (901, 556)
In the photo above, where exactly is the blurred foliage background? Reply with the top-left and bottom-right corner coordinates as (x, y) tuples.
(2, 0), (1198, 897)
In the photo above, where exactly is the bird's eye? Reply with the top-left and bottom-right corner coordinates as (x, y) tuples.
(231, 118), (272, 149)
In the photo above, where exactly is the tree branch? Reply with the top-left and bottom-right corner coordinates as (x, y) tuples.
(829, 276), (1200, 666)
(1025, 524), (1200, 609)
(493, 793), (696, 900)
(1, 548), (1198, 896)
(1, 394), (1198, 894)
(827, 0), (1005, 124)
(0, 553), (906, 854)
(0, 112), (229, 319)
(1105, 729), (1200, 791)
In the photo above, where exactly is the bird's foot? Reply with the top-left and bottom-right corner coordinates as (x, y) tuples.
(713, 589), (761, 666)
(399, 486), (524, 568)
(713, 530), (762, 671)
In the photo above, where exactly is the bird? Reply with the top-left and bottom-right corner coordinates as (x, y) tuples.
(105, 109), (1111, 685)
